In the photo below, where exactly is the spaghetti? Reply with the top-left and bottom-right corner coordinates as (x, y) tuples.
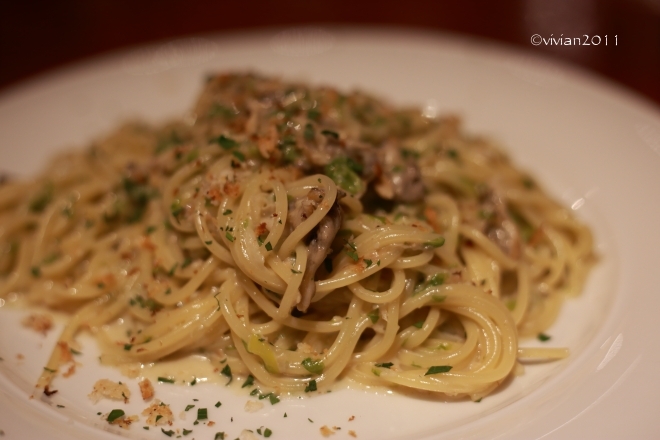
(0, 73), (594, 400)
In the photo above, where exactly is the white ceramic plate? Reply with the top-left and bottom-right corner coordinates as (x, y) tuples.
(0, 27), (659, 440)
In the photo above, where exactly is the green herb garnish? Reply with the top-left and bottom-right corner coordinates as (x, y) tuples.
(107, 409), (125, 423)
(321, 129), (339, 139)
(324, 157), (363, 195)
(425, 237), (445, 248)
(367, 308), (379, 324)
(242, 374), (255, 388)
(29, 184), (53, 213)
(304, 123), (315, 141)
(232, 150), (246, 162)
(344, 241), (359, 262)
(424, 365), (452, 375)
(304, 380), (317, 392)
(197, 408), (208, 420)
(374, 362), (393, 368)
(301, 358), (324, 374)
(212, 135), (239, 150)
(221, 364), (232, 384)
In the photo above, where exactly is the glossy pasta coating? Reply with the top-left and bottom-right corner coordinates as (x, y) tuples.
(0, 73), (595, 400)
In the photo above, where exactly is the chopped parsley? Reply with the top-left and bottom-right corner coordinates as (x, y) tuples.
(170, 200), (184, 218)
(232, 150), (246, 162)
(185, 404), (195, 411)
(106, 409), (125, 423)
(225, 231), (235, 242)
(123, 344), (132, 351)
(222, 209), (232, 215)
(375, 362), (393, 368)
(367, 308), (380, 324)
(425, 365), (452, 375)
(265, 242), (273, 251)
(364, 259), (373, 267)
(212, 135), (239, 150)
(30, 266), (41, 278)
(344, 241), (359, 262)
(304, 123), (315, 141)
(304, 379), (317, 392)
(301, 357), (324, 374)
(221, 364), (232, 384)
(242, 374), (255, 388)
(121, 177), (157, 223)
(197, 408), (208, 420)
(307, 108), (321, 121)
(321, 129), (339, 139)
(425, 237), (445, 248)
(215, 401), (222, 408)
(324, 157), (363, 195)
(429, 273), (445, 286)
(182, 429), (193, 436)
(214, 433), (226, 440)
(538, 333), (551, 342)
(157, 377), (175, 384)
(29, 184), (53, 213)
(161, 428), (175, 437)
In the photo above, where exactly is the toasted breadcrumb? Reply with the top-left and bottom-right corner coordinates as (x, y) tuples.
(142, 400), (174, 426)
(348, 430), (357, 437)
(56, 341), (73, 364)
(320, 425), (335, 436)
(21, 313), (52, 335)
(244, 400), (264, 412)
(88, 379), (131, 403)
(110, 414), (139, 430)
(119, 363), (141, 378)
(348, 415), (355, 421)
(238, 429), (259, 440)
(138, 378), (154, 401)
(62, 364), (76, 378)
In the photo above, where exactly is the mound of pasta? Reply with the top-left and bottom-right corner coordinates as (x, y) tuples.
(0, 73), (594, 400)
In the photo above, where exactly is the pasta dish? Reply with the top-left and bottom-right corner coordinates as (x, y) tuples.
(0, 72), (595, 401)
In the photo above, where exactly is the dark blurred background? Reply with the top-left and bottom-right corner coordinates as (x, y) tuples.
(1, 0), (659, 105)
